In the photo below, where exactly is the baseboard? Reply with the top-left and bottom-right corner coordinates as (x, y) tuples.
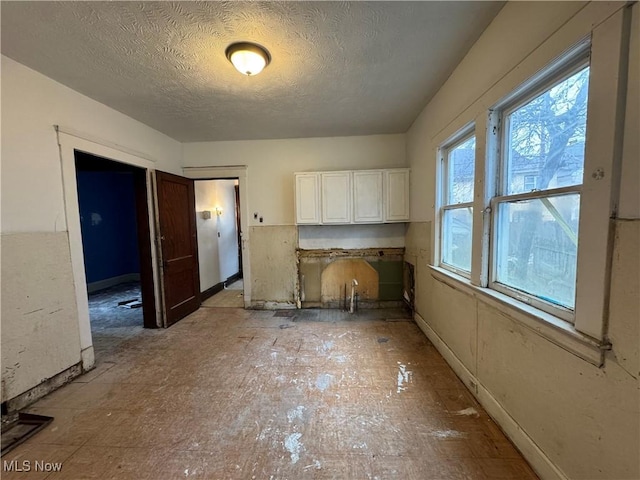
(249, 301), (296, 310)
(201, 281), (224, 301)
(81, 346), (95, 372)
(321, 300), (404, 309)
(414, 312), (567, 480)
(87, 273), (140, 293)
(225, 272), (242, 286)
(5, 362), (83, 413)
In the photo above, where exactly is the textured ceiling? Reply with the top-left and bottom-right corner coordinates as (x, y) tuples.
(1, 1), (504, 142)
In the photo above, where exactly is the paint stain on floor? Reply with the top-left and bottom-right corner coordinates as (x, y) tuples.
(8, 308), (539, 479)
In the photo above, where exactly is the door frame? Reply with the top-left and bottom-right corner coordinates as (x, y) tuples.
(183, 166), (252, 307)
(57, 126), (162, 371)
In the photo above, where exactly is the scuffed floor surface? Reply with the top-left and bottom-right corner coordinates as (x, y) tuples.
(201, 280), (244, 308)
(88, 282), (144, 358)
(4, 308), (538, 479)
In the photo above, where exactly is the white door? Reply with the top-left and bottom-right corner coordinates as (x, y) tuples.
(322, 172), (351, 224)
(384, 169), (410, 222)
(353, 170), (383, 223)
(295, 173), (321, 224)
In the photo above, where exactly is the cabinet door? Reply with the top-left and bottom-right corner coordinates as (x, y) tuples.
(295, 173), (321, 224)
(353, 170), (383, 223)
(384, 169), (410, 222)
(321, 172), (351, 224)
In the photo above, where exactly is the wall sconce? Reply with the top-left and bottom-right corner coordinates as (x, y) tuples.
(201, 210), (212, 220)
(215, 207), (223, 217)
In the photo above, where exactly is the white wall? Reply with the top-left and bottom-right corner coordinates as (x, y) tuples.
(216, 180), (239, 281)
(182, 134), (406, 226)
(618, 0), (640, 220)
(1, 56), (183, 402)
(298, 224), (406, 250)
(195, 181), (222, 291)
(195, 180), (240, 291)
(406, 2), (639, 479)
(1, 56), (182, 235)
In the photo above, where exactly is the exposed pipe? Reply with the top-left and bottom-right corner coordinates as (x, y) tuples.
(344, 283), (347, 311)
(349, 279), (358, 314)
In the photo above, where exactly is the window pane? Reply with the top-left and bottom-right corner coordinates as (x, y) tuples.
(442, 207), (473, 272)
(448, 136), (475, 204)
(495, 194), (580, 309)
(505, 67), (589, 195)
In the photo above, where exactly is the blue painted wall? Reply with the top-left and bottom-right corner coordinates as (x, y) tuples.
(76, 170), (140, 284)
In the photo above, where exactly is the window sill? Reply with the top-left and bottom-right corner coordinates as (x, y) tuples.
(428, 265), (610, 367)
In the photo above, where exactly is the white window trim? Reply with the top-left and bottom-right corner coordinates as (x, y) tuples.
(438, 126), (475, 278)
(433, 8), (630, 356)
(489, 186), (583, 323)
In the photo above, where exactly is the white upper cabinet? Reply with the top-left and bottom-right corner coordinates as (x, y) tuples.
(294, 168), (409, 225)
(353, 170), (383, 223)
(295, 173), (320, 224)
(384, 169), (410, 222)
(321, 172), (352, 224)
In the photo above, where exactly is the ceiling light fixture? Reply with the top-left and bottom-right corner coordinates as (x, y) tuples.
(225, 42), (271, 76)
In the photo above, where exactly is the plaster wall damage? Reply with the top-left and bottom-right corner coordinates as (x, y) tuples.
(1, 233), (82, 403)
(249, 225), (298, 308)
(298, 248), (404, 309)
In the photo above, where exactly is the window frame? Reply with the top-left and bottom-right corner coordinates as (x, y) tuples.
(438, 127), (476, 278)
(488, 58), (591, 322)
(523, 175), (538, 192)
(430, 10), (629, 361)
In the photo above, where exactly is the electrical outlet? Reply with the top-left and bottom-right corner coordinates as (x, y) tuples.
(253, 212), (258, 219)
(259, 216), (264, 223)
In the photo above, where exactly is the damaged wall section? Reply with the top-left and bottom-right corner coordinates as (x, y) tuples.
(297, 248), (404, 308)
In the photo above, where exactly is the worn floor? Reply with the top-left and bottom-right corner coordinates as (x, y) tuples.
(201, 279), (244, 308)
(88, 282), (144, 358)
(3, 307), (538, 479)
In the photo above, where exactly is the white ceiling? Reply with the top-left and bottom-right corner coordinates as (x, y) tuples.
(1, 1), (504, 142)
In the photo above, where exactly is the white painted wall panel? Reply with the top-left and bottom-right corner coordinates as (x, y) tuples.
(249, 226), (297, 305)
(1, 233), (81, 401)
(607, 220), (640, 379)
(477, 299), (639, 480)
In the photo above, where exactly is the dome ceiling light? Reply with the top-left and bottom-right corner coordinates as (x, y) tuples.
(225, 42), (271, 76)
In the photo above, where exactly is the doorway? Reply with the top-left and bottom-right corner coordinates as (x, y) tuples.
(194, 179), (244, 308)
(74, 152), (156, 358)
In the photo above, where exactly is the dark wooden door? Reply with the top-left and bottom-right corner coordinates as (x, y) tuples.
(156, 171), (200, 326)
(234, 184), (243, 276)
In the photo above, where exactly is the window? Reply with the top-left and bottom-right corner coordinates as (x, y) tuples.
(433, 16), (628, 357)
(440, 133), (475, 275)
(491, 64), (589, 319)
(437, 49), (594, 323)
(523, 175), (537, 191)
